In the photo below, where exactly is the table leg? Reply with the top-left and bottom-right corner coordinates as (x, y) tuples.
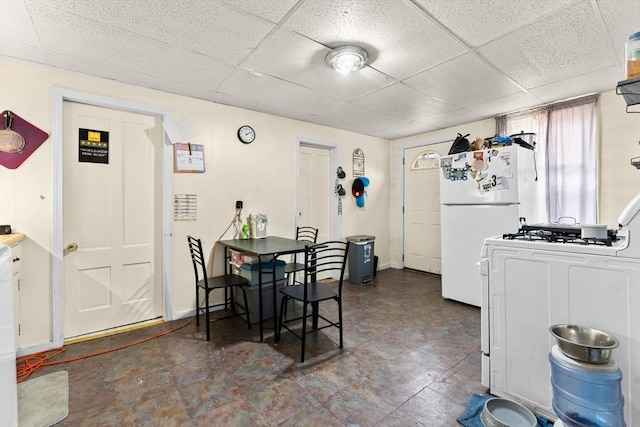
(258, 256), (264, 342)
(273, 254), (280, 343)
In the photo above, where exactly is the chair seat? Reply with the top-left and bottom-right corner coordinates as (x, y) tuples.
(280, 282), (337, 302)
(284, 262), (305, 274)
(197, 273), (248, 290)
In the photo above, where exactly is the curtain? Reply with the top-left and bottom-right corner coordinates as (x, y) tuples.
(547, 95), (598, 224)
(495, 94), (597, 224)
(496, 107), (549, 223)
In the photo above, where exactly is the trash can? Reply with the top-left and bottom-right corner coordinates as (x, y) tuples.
(346, 235), (375, 284)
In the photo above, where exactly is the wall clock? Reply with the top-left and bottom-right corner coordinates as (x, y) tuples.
(237, 125), (255, 144)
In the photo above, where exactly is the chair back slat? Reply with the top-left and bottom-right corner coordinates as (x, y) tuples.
(304, 241), (350, 288)
(187, 235), (207, 286)
(296, 226), (319, 243)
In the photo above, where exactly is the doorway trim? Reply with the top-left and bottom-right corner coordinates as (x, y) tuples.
(51, 88), (176, 348)
(295, 138), (340, 241)
(396, 137), (453, 269)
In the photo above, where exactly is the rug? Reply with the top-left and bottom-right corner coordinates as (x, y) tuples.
(18, 370), (69, 427)
(458, 393), (553, 427)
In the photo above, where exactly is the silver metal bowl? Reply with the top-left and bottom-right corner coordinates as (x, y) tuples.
(480, 398), (537, 427)
(549, 324), (619, 364)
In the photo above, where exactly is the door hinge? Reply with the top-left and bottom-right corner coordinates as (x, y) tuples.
(18, 324), (21, 336)
(17, 278), (20, 291)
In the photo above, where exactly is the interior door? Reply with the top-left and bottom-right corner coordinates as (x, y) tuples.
(298, 145), (331, 243)
(403, 143), (449, 274)
(63, 102), (162, 339)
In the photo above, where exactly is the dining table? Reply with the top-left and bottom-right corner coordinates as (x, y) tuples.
(217, 236), (309, 343)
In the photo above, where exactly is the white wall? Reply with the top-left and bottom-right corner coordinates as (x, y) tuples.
(598, 90), (640, 228)
(0, 59), (390, 350)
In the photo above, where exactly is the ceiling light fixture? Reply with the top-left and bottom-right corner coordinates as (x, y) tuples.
(325, 45), (369, 75)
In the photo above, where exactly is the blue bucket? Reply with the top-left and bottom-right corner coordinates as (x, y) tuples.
(549, 346), (625, 427)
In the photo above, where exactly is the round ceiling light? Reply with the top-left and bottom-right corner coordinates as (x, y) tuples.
(325, 45), (369, 75)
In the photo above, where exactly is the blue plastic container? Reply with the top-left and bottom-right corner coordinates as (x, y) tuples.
(549, 346), (625, 427)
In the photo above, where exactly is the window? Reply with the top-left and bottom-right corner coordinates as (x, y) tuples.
(410, 150), (440, 170)
(496, 94), (597, 224)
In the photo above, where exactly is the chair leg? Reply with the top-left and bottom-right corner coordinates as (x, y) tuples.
(240, 286), (251, 329)
(311, 301), (319, 331)
(195, 286), (200, 326)
(277, 295), (287, 338)
(300, 301), (308, 363)
(337, 298), (343, 348)
(205, 290), (211, 342)
(229, 287), (237, 315)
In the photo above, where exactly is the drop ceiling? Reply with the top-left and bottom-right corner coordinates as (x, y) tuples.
(0, 0), (638, 139)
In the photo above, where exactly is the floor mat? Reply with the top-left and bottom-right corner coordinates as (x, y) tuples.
(18, 370), (69, 427)
(458, 393), (553, 427)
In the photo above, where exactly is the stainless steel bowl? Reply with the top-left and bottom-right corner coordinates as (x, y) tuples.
(480, 398), (537, 427)
(549, 324), (619, 364)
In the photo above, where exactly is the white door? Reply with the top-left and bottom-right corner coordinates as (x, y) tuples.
(403, 143), (448, 273)
(63, 102), (163, 339)
(298, 145), (332, 243)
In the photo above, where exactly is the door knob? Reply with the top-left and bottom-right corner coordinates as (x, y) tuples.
(66, 242), (78, 252)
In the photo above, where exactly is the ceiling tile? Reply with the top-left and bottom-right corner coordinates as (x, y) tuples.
(1, 0), (41, 48)
(465, 91), (542, 118)
(414, 0), (579, 47)
(354, 83), (457, 122)
(597, 0), (640, 66)
(477, 1), (618, 90)
(218, 0), (300, 24)
(26, 0), (275, 65)
(404, 52), (524, 106)
(283, 0), (466, 80)
(243, 28), (393, 101)
(529, 65), (623, 102)
(217, 69), (345, 118)
(421, 109), (485, 132)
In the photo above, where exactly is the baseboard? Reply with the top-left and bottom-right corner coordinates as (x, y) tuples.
(17, 341), (55, 357)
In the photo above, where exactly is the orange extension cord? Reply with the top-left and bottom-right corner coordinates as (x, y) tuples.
(16, 318), (193, 383)
(16, 212), (241, 383)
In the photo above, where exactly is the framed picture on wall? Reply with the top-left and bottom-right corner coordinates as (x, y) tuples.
(173, 143), (205, 173)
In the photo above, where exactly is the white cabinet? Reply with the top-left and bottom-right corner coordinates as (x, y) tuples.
(0, 243), (18, 427)
(483, 244), (640, 425)
(11, 244), (20, 350)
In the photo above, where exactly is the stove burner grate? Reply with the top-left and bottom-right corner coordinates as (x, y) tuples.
(503, 228), (617, 246)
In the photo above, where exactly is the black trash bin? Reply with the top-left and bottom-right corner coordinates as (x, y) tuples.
(346, 235), (375, 284)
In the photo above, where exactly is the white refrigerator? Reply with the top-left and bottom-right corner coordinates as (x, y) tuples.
(439, 144), (540, 306)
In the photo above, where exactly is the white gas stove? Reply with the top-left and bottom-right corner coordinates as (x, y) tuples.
(479, 193), (640, 425)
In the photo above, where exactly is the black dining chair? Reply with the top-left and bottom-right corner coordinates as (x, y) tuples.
(277, 240), (350, 362)
(187, 235), (251, 341)
(284, 226), (319, 286)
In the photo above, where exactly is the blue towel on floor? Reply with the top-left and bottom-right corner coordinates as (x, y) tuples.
(457, 393), (553, 427)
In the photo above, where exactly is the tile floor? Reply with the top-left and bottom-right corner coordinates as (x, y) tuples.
(28, 268), (488, 426)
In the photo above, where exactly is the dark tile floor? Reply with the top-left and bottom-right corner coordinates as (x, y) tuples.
(30, 268), (487, 426)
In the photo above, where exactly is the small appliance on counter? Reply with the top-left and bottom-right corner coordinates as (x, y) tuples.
(0, 225), (11, 235)
(248, 213), (268, 239)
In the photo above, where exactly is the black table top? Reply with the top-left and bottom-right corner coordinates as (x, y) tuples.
(218, 236), (309, 256)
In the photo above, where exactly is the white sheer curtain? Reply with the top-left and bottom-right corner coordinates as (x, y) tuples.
(496, 107), (549, 224)
(547, 95), (598, 224)
(495, 94), (597, 224)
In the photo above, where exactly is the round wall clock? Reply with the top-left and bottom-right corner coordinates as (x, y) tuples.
(237, 125), (255, 144)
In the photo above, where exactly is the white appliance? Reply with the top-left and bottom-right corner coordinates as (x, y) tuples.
(479, 193), (640, 426)
(440, 144), (540, 306)
(248, 213), (268, 239)
(0, 244), (18, 427)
